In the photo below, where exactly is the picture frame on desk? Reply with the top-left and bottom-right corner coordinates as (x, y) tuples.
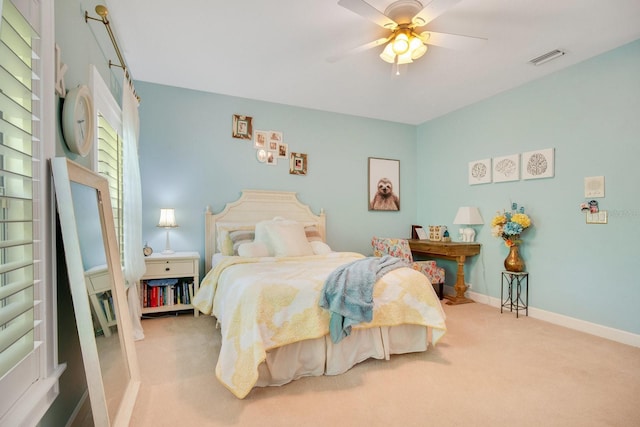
(415, 227), (428, 240)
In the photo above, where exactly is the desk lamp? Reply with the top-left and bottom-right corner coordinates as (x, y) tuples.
(453, 207), (484, 242)
(157, 208), (178, 254)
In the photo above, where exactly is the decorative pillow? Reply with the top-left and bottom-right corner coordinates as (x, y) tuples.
(304, 225), (322, 242)
(310, 241), (332, 255)
(216, 222), (255, 256)
(229, 229), (255, 255)
(254, 220), (276, 256)
(238, 241), (270, 258)
(255, 219), (314, 257)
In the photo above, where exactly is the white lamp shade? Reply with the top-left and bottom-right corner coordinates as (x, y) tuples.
(157, 208), (178, 228)
(453, 206), (484, 225)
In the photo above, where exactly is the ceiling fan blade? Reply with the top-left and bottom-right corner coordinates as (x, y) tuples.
(419, 31), (487, 50)
(338, 0), (398, 29)
(327, 36), (392, 63)
(412, 0), (462, 27)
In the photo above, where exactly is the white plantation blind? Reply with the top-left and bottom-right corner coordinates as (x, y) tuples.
(0, 0), (37, 379)
(97, 114), (123, 251)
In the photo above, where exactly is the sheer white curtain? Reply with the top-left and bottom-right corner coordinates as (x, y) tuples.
(122, 77), (145, 340)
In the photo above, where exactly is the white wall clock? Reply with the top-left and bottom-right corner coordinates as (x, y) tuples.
(62, 85), (94, 157)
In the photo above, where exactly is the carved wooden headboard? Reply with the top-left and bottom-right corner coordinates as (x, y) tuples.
(204, 190), (326, 272)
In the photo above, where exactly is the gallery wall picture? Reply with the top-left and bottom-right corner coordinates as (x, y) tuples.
(368, 157), (400, 211)
(522, 148), (554, 180)
(468, 158), (491, 185)
(289, 152), (307, 175)
(232, 114), (252, 140)
(492, 154), (520, 183)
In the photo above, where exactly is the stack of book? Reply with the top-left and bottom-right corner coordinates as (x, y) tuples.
(141, 278), (194, 308)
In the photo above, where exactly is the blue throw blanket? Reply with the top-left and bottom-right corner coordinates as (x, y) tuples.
(319, 255), (409, 343)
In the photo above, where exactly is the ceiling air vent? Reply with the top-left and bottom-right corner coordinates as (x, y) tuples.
(529, 49), (565, 66)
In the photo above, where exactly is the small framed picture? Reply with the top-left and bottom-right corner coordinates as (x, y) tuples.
(468, 158), (491, 185)
(368, 157), (400, 211)
(232, 114), (252, 140)
(254, 130), (267, 149)
(266, 152), (277, 165)
(492, 154), (520, 183)
(289, 152), (307, 175)
(522, 148), (554, 180)
(269, 131), (283, 145)
(278, 143), (289, 158)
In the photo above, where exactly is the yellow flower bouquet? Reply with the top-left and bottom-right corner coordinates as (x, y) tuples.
(491, 202), (532, 247)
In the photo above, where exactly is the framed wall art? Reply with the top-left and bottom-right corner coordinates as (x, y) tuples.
(289, 152), (307, 175)
(254, 130), (267, 148)
(368, 157), (400, 211)
(468, 158), (491, 185)
(522, 148), (554, 180)
(232, 114), (252, 140)
(492, 154), (520, 183)
(278, 143), (289, 158)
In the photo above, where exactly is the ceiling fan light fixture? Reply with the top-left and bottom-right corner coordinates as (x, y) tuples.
(408, 35), (426, 59)
(380, 42), (396, 63)
(391, 31), (410, 55)
(397, 50), (413, 65)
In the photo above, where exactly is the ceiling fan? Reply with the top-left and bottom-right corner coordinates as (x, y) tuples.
(331, 0), (486, 73)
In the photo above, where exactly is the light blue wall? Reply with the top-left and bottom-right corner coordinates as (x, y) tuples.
(416, 39), (640, 334)
(136, 83), (418, 267)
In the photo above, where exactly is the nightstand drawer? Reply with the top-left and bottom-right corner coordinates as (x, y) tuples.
(85, 266), (110, 293)
(145, 259), (195, 277)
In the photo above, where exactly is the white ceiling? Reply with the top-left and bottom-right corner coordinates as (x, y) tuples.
(102, 0), (640, 125)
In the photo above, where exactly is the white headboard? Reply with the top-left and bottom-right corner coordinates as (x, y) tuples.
(204, 190), (326, 272)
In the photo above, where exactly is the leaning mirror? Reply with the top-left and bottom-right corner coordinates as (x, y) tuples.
(52, 157), (140, 426)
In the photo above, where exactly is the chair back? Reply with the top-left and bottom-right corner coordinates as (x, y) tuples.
(371, 237), (414, 263)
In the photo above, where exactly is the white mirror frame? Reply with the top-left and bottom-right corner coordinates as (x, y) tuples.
(52, 157), (140, 426)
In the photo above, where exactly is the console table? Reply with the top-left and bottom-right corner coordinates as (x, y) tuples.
(408, 240), (481, 305)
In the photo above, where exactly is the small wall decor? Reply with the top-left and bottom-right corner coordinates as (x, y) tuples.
(232, 114), (252, 140)
(368, 157), (400, 211)
(468, 158), (491, 185)
(522, 148), (554, 180)
(584, 175), (604, 197)
(266, 151), (277, 165)
(256, 149), (267, 163)
(254, 130), (267, 148)
(492, 154), (520, 183)
(278, 143), (289, 158)
(269, 131), (283, 146)
(289, 152), (307, 175)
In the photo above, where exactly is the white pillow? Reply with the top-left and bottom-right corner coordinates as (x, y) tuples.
(216, 222), (255, 256)
(261, 219), (314, 257)
(238, 241), (270, 258)
(310, 241), (332, 255)
(254, 220), (276, 256)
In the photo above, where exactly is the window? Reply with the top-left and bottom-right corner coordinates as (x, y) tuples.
(97, 114), (123, 249)
(91, 66), (124, 259)
(0, 1), (61, 424)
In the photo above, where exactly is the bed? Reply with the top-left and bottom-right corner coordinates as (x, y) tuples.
(192, 190), (446, 398)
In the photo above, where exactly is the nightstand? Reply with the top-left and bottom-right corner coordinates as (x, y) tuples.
(140, 251), (200, 317)
(85, 264), (116, 336)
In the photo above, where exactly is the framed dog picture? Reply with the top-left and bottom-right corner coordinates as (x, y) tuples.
(368, 157), (400, 211)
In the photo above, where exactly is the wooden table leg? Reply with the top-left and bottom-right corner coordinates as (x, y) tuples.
(444, 255), (474, 305)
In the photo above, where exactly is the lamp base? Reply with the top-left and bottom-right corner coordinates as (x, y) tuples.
(162, 249), (175, 255)
(460, 227), (476, 242)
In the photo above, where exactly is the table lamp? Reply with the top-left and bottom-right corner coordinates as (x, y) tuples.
(157, 208), (178, 254)
(453, 206), (483, 242)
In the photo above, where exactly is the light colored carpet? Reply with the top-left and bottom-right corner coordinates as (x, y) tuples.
(130, 303), (640, 427)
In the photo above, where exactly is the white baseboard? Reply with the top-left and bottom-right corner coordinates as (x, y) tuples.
(444, 286), (640, 348)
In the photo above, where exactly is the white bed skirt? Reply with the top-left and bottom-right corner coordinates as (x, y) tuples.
(255, 324), (428, 388)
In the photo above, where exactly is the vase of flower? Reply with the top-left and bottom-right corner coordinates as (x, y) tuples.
(504, 244), (525, 272)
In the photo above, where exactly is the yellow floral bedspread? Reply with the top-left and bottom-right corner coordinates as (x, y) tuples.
(192, 252), (447, 398)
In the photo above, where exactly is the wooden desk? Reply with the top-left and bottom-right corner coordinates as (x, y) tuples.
(408, 240), (481, 305)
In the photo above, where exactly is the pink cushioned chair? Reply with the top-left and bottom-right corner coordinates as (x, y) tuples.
(371, 236), (445, 299)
